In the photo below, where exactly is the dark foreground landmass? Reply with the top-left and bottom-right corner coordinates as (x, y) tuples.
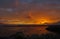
(0, 31), (60, 39)
(0, 24), (60, 39)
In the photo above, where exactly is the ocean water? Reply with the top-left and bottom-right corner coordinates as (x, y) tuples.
(0, 25), (51, 36)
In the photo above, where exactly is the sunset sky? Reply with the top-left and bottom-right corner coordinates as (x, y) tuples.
(0, 0), (60, 24)
(0, 0), (60, 36)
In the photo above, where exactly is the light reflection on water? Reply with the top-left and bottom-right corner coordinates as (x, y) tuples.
(0, 26), (50, 36)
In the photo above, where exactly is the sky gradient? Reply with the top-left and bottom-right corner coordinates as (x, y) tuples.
(0, 0), (60, 24)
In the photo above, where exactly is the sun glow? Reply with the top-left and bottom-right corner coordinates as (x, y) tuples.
(2, 17), (54, 25)
(35, 18), (52, 24)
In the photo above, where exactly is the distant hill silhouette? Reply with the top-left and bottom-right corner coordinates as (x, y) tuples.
(51, 21), (60, 25)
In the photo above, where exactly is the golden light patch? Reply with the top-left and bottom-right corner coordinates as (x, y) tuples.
(35, 17), (53, 24)
(3, 19), (51, 25)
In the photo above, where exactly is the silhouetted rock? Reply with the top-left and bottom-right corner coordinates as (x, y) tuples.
(46, 25), (60, 33)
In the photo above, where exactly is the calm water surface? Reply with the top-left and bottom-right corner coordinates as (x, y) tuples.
(0, 25), (51, 36)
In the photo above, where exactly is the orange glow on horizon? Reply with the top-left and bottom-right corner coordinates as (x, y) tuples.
(1, 17), (55, 25)
(35, 17), (53, 24)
